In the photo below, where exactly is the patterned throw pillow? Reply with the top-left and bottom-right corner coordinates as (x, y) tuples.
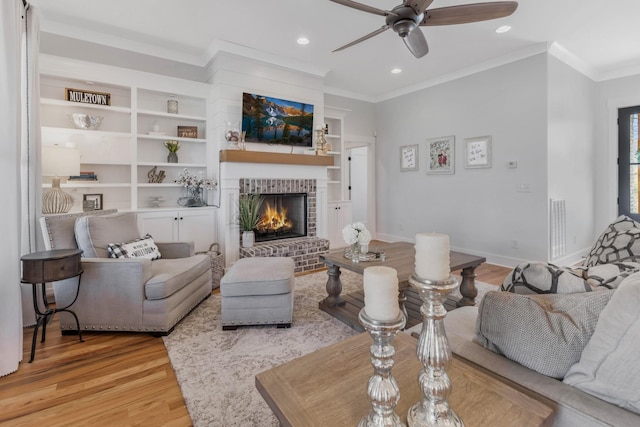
(501, 261), (591, 294)
(107, 234), (161, 260)
(475, 290), (615, 379)
(583, 215), (640, 268)
(584, 262), (640, 289)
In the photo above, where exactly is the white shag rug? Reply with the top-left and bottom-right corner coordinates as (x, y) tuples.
(162, 268), (497, 426)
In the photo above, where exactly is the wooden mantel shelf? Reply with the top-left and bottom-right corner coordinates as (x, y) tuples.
(219, 149), (334, 166)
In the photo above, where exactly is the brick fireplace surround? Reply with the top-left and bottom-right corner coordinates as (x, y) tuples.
(238, 178), (329, 273)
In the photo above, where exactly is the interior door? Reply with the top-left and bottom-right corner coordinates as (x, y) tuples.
(619, 106), (640, 222)
(349, 146), (368, 224)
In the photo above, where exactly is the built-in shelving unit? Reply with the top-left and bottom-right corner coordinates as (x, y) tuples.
(39, 56), (217, 251)
(324, 106), (350, 202)
(39, 61), (213, 212)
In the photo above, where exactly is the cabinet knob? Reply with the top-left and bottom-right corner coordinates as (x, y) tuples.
(174, 217), (178, 221)
(180, 217), (184, 220)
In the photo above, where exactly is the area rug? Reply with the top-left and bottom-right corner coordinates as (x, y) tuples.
(162, 269), (498, 426)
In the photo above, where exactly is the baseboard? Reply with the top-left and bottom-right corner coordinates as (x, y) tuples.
(375, 233), (590, 268)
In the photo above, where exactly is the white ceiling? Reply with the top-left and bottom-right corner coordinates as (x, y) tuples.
(29, 0), (640, 101)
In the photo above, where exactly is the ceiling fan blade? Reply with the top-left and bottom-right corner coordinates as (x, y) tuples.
(329, 0), (396, 17)
(333, 25), (390, 53)
(404, 0), (434, 15)
(421, 1), (518, 26)
(402, 28), (429, 58)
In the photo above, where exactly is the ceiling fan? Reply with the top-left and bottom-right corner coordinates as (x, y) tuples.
(330, 0), (518, 58)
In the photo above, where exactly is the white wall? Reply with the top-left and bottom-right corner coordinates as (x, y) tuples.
(374, 54), (549, 266)
(547, 56), (597, 263)
(207, 53), (328, 261)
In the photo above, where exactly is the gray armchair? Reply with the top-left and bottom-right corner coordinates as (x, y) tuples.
(39, 211), (212, 335)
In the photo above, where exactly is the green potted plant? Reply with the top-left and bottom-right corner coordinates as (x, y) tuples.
(237, 193), (263, 247)
(164, 140), (181, 163)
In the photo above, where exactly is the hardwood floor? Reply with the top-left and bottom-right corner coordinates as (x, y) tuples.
(0, 263), (510, 426)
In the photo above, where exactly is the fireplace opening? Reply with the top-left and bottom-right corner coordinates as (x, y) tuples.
(254, 192), (307, 242)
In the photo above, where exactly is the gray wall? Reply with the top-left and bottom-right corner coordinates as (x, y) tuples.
(374, 54), (550, 266)
(547, 56), (598, 261)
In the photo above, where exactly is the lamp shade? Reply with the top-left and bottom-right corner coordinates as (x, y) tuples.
(42, 145), (80, 177)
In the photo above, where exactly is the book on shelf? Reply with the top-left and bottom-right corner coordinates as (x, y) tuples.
(68, 173), (98, 181)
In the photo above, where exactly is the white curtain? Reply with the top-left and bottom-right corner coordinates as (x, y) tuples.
(20, 2), (40, 326)
(0, 0), (27, 377)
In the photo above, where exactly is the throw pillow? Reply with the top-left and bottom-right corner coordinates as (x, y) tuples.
(563, 271), (640, 414)
(75, 212), (141, 258)
(500, 261), (590, 294)
(584, 262), (640, 290)
(107, 234), (161, 260)
(474, 290), (614, 379)
(583, 215), (640, 268)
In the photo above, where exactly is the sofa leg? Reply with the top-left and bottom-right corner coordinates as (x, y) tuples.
(222, 325), (238, 331)
(277, 323), (291, 329)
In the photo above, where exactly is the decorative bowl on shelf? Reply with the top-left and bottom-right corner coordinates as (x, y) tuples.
(68, 113), (103, 130)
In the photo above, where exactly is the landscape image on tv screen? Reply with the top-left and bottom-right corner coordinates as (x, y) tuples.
(242, 93), (313, 147)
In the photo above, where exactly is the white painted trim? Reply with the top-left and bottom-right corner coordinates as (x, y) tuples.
(547, 42), (599, 81)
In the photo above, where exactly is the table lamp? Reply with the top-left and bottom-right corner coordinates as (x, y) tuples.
(42, 145), (80, 214)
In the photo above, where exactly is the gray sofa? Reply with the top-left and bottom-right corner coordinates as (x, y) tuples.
(406, 289), (640, 426)
(40, 210), (212, 335)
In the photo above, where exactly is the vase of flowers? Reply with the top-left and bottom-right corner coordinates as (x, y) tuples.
(164, 140), (181, 163)
(342, 222), (372, 260)
(175, 168), (217, 207)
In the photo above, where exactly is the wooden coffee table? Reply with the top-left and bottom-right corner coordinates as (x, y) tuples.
(256, 332), (554, 427)
(319, 241), (486, 331)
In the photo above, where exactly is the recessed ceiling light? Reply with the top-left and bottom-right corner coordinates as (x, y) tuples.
(391, 68), (402, 74)
(496, 25), (511, 34)
(297, 37), (310, 45)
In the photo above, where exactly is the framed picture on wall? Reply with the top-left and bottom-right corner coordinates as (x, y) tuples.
(426, 135), (455, 175)
(464, 136), (492, 169)
(83, 193), (103, 211)
(400, 144), (419, 171)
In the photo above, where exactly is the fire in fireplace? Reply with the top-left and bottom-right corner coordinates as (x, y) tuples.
(254, 193), (307, 242)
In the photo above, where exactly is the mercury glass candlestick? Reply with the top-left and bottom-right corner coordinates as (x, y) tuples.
(407, 274), (464, 427)
(358, 309), (407, 427)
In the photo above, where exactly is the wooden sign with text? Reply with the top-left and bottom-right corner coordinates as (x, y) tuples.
(65, 87), (111, 106)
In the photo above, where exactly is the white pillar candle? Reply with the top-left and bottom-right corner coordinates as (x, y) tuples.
(414, 232), (450, 281)
(363, 266), (400, 322)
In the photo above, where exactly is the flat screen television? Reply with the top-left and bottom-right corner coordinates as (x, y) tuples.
(241, 92), (313, 147)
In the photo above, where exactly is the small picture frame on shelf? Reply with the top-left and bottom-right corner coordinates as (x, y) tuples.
(177, 126), (198, 138)
(400, 144), (418, 171)
(426, 135), (455, 175)
(83, 193), (103, 211)
(464, 136), (492, 169)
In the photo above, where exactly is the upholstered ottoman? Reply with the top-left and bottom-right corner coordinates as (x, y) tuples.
(220, 257), (295, 330)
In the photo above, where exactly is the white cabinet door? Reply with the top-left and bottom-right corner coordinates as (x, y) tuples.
(178, 209), (216, 252)
(137, 208), (215, 252)
(328, 201), (352, 249)
(137, 211), (180, 242)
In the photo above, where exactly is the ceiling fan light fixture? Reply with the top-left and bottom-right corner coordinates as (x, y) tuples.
(296, 37), (310, 45)
(495, 25), (511, 34)
(394, 20), (417, 37)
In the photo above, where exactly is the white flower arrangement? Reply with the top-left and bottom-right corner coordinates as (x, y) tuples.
(175, 168), (217, 190)
(342, 222), (372, 246)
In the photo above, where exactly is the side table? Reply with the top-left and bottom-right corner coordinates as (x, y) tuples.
(21, 249), (84, 362)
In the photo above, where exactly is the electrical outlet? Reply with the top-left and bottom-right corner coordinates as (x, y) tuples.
(516, 184), (531, 193)
(511, 240), (518, 249)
